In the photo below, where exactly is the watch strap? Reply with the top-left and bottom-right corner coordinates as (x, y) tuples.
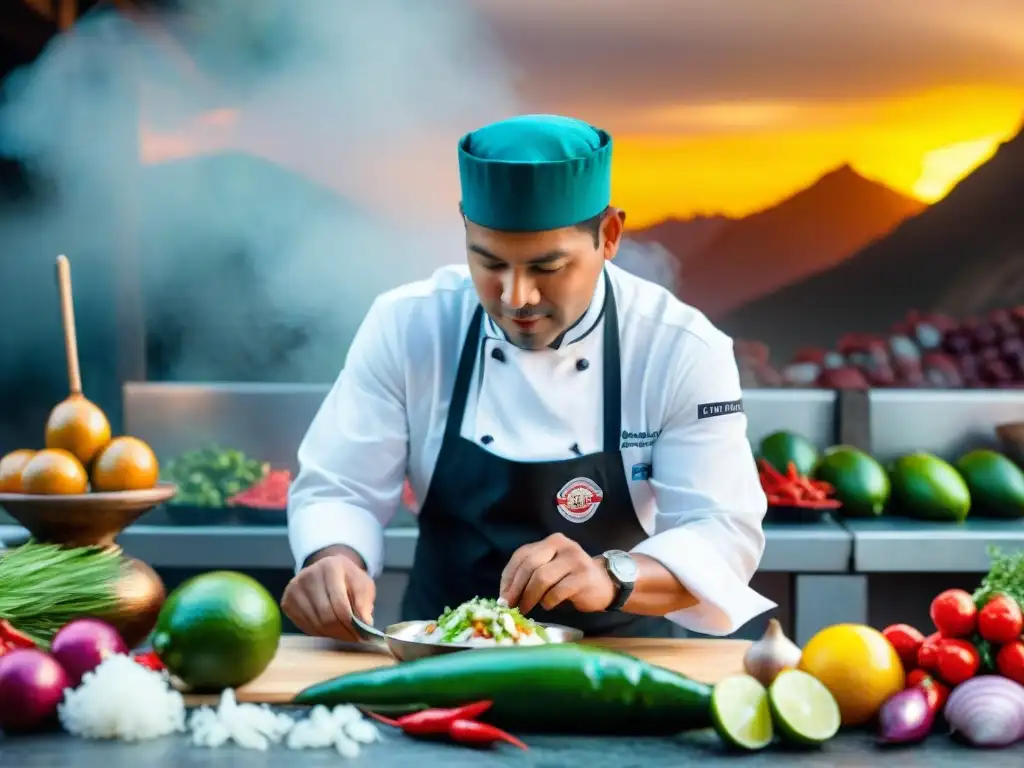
(603, 552), (636, 612)
(607, 579), (634, 611)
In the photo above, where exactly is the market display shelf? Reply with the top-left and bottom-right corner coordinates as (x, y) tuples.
(846, 517), (1024, 572)
(0, 522), (852, 573)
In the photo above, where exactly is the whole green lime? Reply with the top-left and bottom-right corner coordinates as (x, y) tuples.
(151, 571), (281, 691)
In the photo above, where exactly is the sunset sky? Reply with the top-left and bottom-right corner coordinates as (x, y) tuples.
(475, 0), (1024, 227)
(131, 0), (1024, 231)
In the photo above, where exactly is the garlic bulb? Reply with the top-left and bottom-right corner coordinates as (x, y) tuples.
(743, 618), (802, 686)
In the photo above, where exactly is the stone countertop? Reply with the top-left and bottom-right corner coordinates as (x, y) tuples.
(2, 724), (1022, 768)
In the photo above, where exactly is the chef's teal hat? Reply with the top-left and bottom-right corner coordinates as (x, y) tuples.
(458, 114), (612, 232)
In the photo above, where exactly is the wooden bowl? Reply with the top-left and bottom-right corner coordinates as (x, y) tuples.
(996, 422), (1024, 466)
(0, 483), (177, 548)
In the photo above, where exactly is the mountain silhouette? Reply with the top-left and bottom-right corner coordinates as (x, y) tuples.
(720, 124), (1024, 362)
(629, 214), (732, 263)
(671, 165), (924, 317)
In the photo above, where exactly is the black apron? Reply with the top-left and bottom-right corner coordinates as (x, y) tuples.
(402, 272), (674, 638)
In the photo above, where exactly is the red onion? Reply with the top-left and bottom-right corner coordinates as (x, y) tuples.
(50, 618), (128, 687)
(0, 649), (69, 732)
(945, 675), (1024, 748)
(878, 686), (934, 745)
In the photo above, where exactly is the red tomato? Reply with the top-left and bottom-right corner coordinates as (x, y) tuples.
(978, 594), (1024, 645)
(883, 624), (926, 669)
(917, 631), (942, 671)
(996, 641), (1024, 685)
(904, 668), (929, 688)
(935, 638), (981, 685)
(921, 676), (950, 714)
(930, 589), (977, 637)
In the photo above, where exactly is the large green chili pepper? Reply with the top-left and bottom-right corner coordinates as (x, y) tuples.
(294, 644), (712, 735)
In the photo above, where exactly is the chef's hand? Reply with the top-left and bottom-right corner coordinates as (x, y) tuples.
(499, 533), (616, 615)
(281, 546), (376, 642)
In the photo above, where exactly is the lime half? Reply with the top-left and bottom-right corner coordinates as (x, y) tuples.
(768, 669), (841, 745)
(711, 674), (773, 751)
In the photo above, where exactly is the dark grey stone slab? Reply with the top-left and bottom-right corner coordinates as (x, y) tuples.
(2, 724), (1023, 768)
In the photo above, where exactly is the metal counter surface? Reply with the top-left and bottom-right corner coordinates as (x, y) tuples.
(0, 519), (852, 573)
(0, 723), (1017, 767)
(847, 517), (1024, 572)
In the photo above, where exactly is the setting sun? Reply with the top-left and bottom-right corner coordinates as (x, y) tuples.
(912, 136), (1003, 202)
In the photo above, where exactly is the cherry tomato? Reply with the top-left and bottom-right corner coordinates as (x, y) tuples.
(996, 641), (1024, 685)
(919, 675), (950, 714)
(978, 594), (1024, 645)
(935, 638), (981, 685)
(904, 668), (929, 688)
(930, 589), (977, 637)
(883, 624), (926, 669)
(918, 631), (942, 671)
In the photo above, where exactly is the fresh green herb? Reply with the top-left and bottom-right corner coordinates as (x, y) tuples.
(972, 635), (996, 673)
(162, 443), (267, 508)
(0, 542), (121, 647)
(973, 546), (1024, 610)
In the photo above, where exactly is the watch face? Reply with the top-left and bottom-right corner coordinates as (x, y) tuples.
(608, 552), (638, 583)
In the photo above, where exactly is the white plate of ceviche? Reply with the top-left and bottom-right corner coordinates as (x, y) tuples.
(351, 597), (583, 661)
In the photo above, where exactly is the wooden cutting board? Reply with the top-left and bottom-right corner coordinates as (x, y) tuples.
(182, 634), (750, 706)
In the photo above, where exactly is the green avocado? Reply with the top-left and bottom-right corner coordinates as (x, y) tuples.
(889, 452), (971, 522)
(955, 449), (1024, 519)
(813, 445), (891, 517)
(758, 431), (819, 476)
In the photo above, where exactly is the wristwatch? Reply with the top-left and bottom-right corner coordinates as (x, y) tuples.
(601, 550), (638, 611)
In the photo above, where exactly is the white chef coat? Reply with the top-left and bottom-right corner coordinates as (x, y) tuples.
(288, 260), (775, 636)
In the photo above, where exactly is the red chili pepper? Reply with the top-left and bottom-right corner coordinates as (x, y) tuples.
(447, 718), (528, 750)
(365, 700), (494, 736)
(0, 620), (36, 649)
(757, 459), (789, 487)
(132, 651), (166, 672)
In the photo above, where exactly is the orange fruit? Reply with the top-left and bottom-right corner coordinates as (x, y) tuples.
(798, 623), (905, 726)
(0, 449), (37, 493)
(44, 395), (112, 466)
(90, 436), (160, 492)
(20, 449), (89, 495)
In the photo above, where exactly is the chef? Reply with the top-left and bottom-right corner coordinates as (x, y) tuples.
(283, 114), (774, 640)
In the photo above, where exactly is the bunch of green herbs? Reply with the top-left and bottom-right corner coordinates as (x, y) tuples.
(973, 545), (1024, 610)
(0, 541), (121, 647)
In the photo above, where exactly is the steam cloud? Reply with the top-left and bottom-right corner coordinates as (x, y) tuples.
(0, 0), (519, 441)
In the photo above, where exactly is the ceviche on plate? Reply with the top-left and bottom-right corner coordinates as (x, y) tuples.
(417, 597), (550, 646)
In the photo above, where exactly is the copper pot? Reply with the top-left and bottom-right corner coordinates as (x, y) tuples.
(96, 555), (166, 649)
(0, 484), (176, 648)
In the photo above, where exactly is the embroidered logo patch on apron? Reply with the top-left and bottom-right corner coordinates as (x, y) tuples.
(555, 477), (603, 523)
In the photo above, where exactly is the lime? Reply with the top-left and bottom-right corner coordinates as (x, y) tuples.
(768, 669), (841, 745)
(759, 431), (819, 476)
(151, 571), (281, 691)
(814, 445), (891, 517)
(710, 674), (773, 751)
(889, 452), (971, 522)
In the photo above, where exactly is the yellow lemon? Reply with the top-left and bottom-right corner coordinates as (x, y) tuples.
(798, 623), (904, 726)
